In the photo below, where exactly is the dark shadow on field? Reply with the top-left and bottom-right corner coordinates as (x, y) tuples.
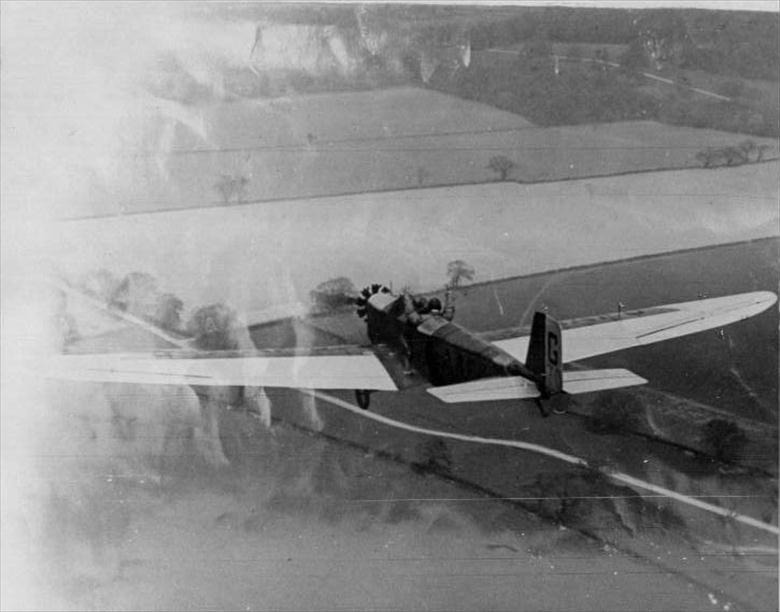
(23, 389), (578, 610)
(438, 237), (779, 422)
(20, 370), (777, 611)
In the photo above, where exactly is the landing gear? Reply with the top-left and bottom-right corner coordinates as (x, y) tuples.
(535, 398), (551, 418)
(355, 389), (373, 410)
(536, 395), (568, 417)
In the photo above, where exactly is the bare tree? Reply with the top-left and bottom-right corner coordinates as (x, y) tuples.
(214, 174), (250, 204)
(696, 145), (748, 168)
(309, 276), (358, 312)
(416, 167), (429, 187)
(52, 289), (80, 350)
(186, 303), (240, 351)
(110, 272), (159, 318)
(737, 139), (771, 163)
(79, 269), (120, 303)
(737, 139), (757, 161)
(447, 260), (475, 288)
(154, 293), (184, 332)
(487, 155), (516, 181)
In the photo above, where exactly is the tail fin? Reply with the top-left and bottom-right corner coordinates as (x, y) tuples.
(525, 311), (563, 397)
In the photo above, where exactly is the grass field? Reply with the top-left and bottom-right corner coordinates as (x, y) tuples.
(531, 43), (779, 112)
(70, 87), (778, 218)
(444, 46), (779, 138)
(441, 238), (779, 423)
(58, 159), (779, 317)
(244, 241), (778, 611)
(549, 42), (628, 62)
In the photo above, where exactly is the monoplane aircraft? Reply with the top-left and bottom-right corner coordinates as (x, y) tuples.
(49, 281), (777, 416)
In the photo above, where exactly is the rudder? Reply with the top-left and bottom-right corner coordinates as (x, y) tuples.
(525, 311), (563, 397)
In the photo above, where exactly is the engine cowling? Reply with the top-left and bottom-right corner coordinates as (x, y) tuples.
(354, 283), (392, 320)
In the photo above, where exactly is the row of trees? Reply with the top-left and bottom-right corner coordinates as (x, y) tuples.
(431, 41), (778, 137)
(309, 262), (476, 313)
(75, 261), (478, 351)
(466, 7), (778, 82)
(469, 8), (637, 51)
(696, 139), (772, 169)
(78, 270), (240, 349)
(81, 270), (184, 333)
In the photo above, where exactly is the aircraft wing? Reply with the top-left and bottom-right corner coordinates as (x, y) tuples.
(427, 369), (647, 403)
(485, 291), (777, 364)
(47, 346), (398, 391)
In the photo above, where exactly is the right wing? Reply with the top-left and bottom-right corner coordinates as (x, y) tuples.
(48, 346), (398, 391)
(486, 291), (776, 364)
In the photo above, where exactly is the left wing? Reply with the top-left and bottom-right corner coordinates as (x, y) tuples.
(485, 291), (776, 364)
(48, 347), (398, 391)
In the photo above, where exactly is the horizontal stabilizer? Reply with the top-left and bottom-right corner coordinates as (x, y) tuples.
(427, 369), (646, 404)
(563, 369), (647, 394)
(427, 376), (541, 404)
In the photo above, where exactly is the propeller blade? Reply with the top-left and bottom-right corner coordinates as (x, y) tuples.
(357, 283), (393, 320)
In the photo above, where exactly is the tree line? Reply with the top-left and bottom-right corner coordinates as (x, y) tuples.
(64, 260), (478, 350)
(465, 7), (778, 82)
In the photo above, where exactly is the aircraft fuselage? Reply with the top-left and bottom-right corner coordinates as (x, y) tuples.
(364, 290), (537, 389)
(404, 316), (534, 386)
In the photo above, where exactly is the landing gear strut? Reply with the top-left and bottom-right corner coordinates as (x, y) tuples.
(355, 389), (373, 410)
(536, 396), (568, 417)
(535, 398), (551, 418)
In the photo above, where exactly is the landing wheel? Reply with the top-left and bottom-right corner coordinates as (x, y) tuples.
(355, 389), (373, 410)
(548, 394), (568, 416)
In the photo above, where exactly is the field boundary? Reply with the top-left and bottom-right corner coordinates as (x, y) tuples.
(399, 235), (779, 296)
(565, 368), (778, 476)
(262, 411), (762, 612)
(60, 157), (779, 222)
(484, 49), (733, 102)
(303, 389), (779, 536)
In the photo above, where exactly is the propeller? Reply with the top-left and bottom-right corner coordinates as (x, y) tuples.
(355, 283), (391, 319)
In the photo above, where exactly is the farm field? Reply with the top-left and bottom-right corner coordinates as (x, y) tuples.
(254, 237), (777, 433)
(23, 238), (777, 611)
(447, 46), (779, 138)
(660, 67), (779, 109)
(510, 40), (779, 102)
(549, 42), (628, 61)
(247, 237), (778, 609)
(71, 87), (778, 218)
(57, 161), (779, 321)
(5, 6), (780, 612)
(454, 238), (779, 424)
(20, 384), (760, 612)
(544, 42), (779, 113)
